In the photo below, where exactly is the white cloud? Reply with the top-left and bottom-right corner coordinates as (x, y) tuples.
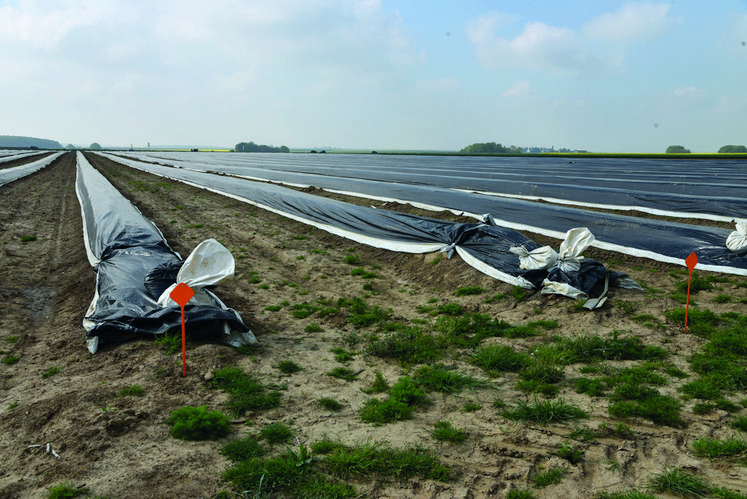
(583, 2), (674, 42)
(467, 14), (600, 73)
(672, 86), (706, 98)
(502, 80), (531, 97)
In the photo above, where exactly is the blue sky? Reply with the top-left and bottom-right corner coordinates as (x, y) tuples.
(0, 0), (745, 152)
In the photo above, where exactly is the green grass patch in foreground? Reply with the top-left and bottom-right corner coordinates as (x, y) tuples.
(503, 397), (588, 425)
(691, 435), (747, 459)
(166, 406), (231, 441)
(429, 421), (468, 443)
(222, 440), (450, 498)
(360, 376), (430, 424)
(208, 366), (282, 416)
(648, 468), (712, 498)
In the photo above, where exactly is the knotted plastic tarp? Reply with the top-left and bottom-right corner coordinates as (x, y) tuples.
(75, 152), (254, 353)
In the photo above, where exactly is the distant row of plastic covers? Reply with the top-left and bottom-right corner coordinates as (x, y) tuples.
(104, 152), (747, 275)
(0, 152), (63, 186)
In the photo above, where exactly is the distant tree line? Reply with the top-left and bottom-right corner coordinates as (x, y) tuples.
(459, 142), (523, 154)
(0, 135), (63, 149)
(235, 141), (289, 153)
(666, 144), (747, 154)
(718, 144), (747, 153)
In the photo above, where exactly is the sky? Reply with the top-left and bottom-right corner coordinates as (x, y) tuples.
(0, 0), (746, 152)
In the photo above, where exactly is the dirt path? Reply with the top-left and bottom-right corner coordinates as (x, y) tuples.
(0, 151), (745, 498)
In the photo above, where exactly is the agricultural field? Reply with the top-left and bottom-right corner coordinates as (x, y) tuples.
(1, 151), (746, 498)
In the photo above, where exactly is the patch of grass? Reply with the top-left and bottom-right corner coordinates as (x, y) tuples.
(430, 420), (467, 443)
(556, 441), (584, 464)
(260, 422), (293, 444)
(166, 406), (231, 440)
(19, 235), (37, 243)
(343, 254), (360, 265)
(327, 367), (359, 382)
(366, 324), (443, 365)
(318, 397), (344, 412)
(220, 435), (265, 462)
(713, 294), (732, 303)
(532, 467), (567, 488)
(648, 468), (711, 498)
(691, 435), (747, 459)
(360, 377), (430, 425)
(454, 286), (486, 296)
(470, 345), (528, 376)
(731, 415), (747, 432)
(332, 348), (355, 363)
(2, 355), (20, 365)
(503, 397), (588, 425)
(42, 366), (61, 379)
(365, 371), (390, 394)
(413, 363), (492, 394)
(322, 441), (450, 481)
(337, 297), (391, 328)
(290, 302), (321, 319)
(304, 323), (323, 333)
(153, 332), (189, 354)
(5, 335), (19, 343)
(350, 267), (378, 279)
(277, 360), (303, 374)
(209, 366), (282, 416)
(436, 303), (465, 316)
(46, 480), (90, 499)
(117, 384), (145, 397)
(511, 286), (530, 302)
(557, 333), (668, 363)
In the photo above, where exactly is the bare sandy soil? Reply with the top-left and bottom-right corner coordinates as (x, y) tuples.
(1, 151), (746, 498)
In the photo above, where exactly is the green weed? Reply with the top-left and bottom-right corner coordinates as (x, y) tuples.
(42, 366), (61, 378)
(532, 467), (566, 488)
(327, 367), (359, 382)
(318, 397), (344, 412)
(413, 363), (492, 393)
(260, 422), (293, 444)
(691, 435), (747, 459)
(220, 435), (265, 462)
(503, 397), (588, 425)
(470, 345), (528, 376)
(2, 355), (20, 365)
(648, 468), (711, 498)
(430, 421), (467, 443)
(277, 360), (303, 374)
(117, 384), (145, 397)
(209, 366), (282, 416)
(166, 406), (231, 440)
(556, 441), (584, 464)
(454, 286), (486, 296)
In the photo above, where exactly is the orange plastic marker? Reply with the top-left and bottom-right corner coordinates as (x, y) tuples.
(169, 282), (195, 376)
(684, 252), (698, 334)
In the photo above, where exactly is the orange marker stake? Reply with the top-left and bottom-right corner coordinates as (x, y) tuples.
(684, 252), (698, 334)
(169, 282), (194, 376)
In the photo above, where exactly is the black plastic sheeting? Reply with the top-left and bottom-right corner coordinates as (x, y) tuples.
(75, 152), (250, 351)
(119, 151), (747, 220)
(95, 152), (638, 297)
(99, 152), (747, 276)
(0, 152), (63, 187)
